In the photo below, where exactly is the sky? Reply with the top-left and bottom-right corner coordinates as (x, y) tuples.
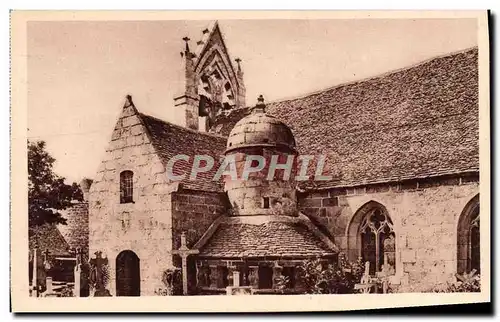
(27, 18), (478, 183)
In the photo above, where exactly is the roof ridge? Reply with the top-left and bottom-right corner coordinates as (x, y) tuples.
(265, 46), (479, 105)
(138, 112), (227, 140)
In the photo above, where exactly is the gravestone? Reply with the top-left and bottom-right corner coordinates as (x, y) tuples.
(90, 251), (111, 296)
(376, 254), (394, 293)
(354, 261), (374, 293)
(226, 270), (253, 295)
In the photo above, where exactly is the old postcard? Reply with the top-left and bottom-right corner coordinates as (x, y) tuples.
(10, 10), (490, 312)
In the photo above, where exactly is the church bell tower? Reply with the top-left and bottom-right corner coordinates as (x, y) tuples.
(173, 21), (246, 132)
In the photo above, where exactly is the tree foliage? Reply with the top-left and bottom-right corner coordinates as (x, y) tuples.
(28, 140), (83, 227)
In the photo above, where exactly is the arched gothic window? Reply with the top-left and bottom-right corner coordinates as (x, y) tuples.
(359, 208), (396, 275)
(470, 211), (480, 273)
(457, 195), (480, 274)
(120, 171), (134, 204)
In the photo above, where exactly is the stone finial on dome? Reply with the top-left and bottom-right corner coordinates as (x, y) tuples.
(252, 95), (266, 114)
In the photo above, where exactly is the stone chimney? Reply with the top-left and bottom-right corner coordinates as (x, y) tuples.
(79, 178), (93, 202)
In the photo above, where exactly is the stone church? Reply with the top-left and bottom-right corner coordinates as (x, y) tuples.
(85, 21), (480, 296)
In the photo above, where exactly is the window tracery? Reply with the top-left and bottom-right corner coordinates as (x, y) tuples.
(359, 208), (395, 275)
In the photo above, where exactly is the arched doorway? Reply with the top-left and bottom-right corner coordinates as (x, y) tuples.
(457, 195), (480, 274)
(347, 201), (396, 275)
(116, 250), (140, 296)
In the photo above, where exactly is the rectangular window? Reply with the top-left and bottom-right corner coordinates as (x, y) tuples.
(263, 197), (270, 209)
(258, 266), (273, 289)
(120, 171), (134, 203)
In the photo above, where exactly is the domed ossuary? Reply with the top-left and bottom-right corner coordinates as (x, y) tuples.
(224, 95), (299, 217)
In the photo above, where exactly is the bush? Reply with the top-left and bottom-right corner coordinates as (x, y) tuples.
(156, 268), (182, 296)
(274, 274), (291, 294)
(59, 285), (74, 297)
(432, 271), (481, 293)
(297, 255), (365, 294)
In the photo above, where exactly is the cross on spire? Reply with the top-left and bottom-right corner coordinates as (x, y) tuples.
(235, 58), (242, 72)
(182, 36), (191, 53)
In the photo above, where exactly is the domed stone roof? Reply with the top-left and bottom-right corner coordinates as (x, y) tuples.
(226, 95), (296, 153)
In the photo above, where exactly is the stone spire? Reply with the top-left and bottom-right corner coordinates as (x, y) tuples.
(174, 36), (199, 130)
(235, 58), (246, 110)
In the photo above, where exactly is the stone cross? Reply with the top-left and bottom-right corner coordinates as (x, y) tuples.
(354, 261), (374, 293)
(235, 58), (242, 72)
(172, 232), (199, 295)
(182, 36), (191, 53)
(90, 251), (108, 294)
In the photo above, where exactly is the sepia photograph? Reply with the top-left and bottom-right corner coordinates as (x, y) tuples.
(10, 10), (490, 312)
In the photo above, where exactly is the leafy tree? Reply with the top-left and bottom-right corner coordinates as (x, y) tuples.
(28, 140), (83, 227)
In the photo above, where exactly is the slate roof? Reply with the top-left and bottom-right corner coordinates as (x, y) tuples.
(29, 223), (71, 257)
(211, 48), (479, 188)
(139, 113), (227, 191)
(198, 221), (335, 258)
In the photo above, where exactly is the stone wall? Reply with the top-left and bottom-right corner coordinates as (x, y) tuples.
(88, 104), (175, 296)
(171, 189), (229, 294)
(171, 189), (229, 250)
(59, 202), (89, 257)
(298, 173), (479, 291)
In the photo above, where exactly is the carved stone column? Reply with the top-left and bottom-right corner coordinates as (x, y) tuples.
(248, 266), (259, 289)
(232, 270), (240, 287)
(209, 265), (218, 288)
(272, 263), (283, 289)
(196, 264), (209, 288)
(227, 266), (237, 287)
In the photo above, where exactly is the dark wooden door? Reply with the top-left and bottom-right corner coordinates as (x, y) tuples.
(116, 250), (140, 296)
